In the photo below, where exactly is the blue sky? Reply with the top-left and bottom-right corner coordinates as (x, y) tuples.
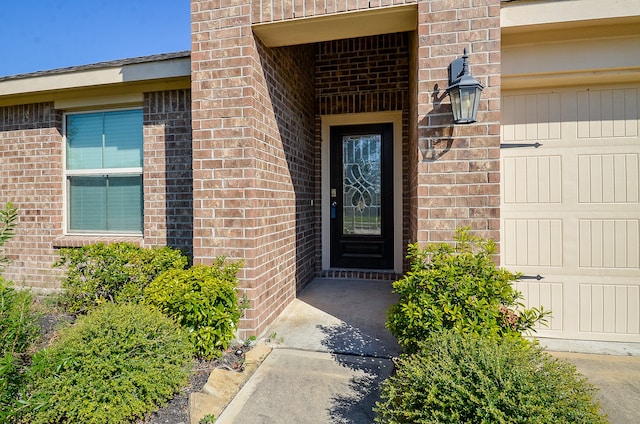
(0, 1), (191, 77)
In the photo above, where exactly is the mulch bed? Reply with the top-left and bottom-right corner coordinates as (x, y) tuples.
(140, 344), (251, 424)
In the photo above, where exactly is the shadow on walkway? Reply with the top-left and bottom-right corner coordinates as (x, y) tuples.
(216, 278), (400, 424)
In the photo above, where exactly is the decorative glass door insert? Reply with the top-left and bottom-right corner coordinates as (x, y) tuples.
(342, 134), (382, 236)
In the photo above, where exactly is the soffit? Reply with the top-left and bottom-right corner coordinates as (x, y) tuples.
(252, 5), (417, 47)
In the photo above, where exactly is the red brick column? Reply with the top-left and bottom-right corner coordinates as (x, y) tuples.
(414, 0), (501, 246)
(192, 0), (259, 334)
(191, 0), (315, 336)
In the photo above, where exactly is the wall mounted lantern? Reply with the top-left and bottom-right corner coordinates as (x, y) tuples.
(446, 48), (483, 124)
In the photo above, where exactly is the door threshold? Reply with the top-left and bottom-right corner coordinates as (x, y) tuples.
(318, 269), (402, 281)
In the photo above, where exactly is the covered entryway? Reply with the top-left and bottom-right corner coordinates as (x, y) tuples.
(252, 6), (415, 278)
(192, 0), (501, 336)
(501, 85), (640, 342)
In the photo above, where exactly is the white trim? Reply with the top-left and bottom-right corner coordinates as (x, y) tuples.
(65, 167), (143, 176)
(64, 230), (143, 237)
(501, 0), (640, 29)
(321, 111), (403, 274)
(55, 93), (144, 110)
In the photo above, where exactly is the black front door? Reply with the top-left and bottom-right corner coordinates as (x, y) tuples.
(330, 123), (394, 269)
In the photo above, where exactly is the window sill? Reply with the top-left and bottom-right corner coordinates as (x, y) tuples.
(52, 235), (144, 248)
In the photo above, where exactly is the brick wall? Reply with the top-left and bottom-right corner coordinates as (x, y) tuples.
(414, 0), (501, 246)
(191, 0), (255, 265)
(248, 40), (316, 332)
(252, 0), (416, 23)
(316, 33), (409, 115)
(192, 0), (316, 336)
(0, 103), (64, 289)
(191, 0), (501, 334)
(144, 89), (194, 257)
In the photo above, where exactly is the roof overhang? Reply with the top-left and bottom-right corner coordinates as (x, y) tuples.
(0, 53), (191, 107)
(252, 5), (417, 47)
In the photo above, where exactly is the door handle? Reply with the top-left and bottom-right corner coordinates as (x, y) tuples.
(331, 201), (337, 219)
(519, 274), (544, 281)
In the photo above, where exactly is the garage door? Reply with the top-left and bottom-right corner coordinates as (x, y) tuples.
(501, 86), (640, 342)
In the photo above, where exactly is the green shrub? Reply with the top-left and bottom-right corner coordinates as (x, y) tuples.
(144, 259), (243, 359)
(24, 302), (192, 424)
(387, 228), (547, 353)
(0, 353), (22, 423)
(374, 331), (606, 424)
(0, 279), (40, 423)
(0, 202), (18, 271)
(54, 242), (188, 313)
(0, 279), (39, 359)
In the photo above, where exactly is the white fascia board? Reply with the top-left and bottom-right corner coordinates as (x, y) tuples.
(0, 57), (190, 97)
(501, 0), (640, 29)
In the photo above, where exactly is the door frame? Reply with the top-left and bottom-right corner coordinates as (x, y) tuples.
(321, 111), (403, 273)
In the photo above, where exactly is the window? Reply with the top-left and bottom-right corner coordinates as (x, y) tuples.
(65, 109), (143, 233)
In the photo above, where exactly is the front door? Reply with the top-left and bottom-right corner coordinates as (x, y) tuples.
(330, 123), (394, 269)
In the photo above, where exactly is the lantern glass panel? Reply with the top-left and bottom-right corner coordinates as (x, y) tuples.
(449, 87), (462, 122)
(460, 87), (475, 122)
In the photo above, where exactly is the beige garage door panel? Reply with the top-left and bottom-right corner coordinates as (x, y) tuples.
(579, 219), (639, 269)
(515, 279), (564, 332)
(502, 86), (640, 342)
(504, 218), (563, 268)
(516, 276), (640, 341)
(578, 153), (639, 204)
(579, 282), (640, 335)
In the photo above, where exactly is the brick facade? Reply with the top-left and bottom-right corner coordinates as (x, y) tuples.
(0, 90), (194, 289)
(414, 0), (501, 245)
(190, 0), (500, 335)
(192, 0), (316, 335)
(316, 34), (409, 116)
(0, 0), (501, 338)
(0, 103), (64, 288)
(144, 90), (194, 257)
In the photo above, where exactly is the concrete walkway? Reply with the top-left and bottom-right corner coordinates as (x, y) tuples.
(215, 278), (640, 424)
(217, 278), (399, 423)
(548, 351), (640, 424)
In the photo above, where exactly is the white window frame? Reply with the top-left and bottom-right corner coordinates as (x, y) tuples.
(62, 107), (144, 236)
